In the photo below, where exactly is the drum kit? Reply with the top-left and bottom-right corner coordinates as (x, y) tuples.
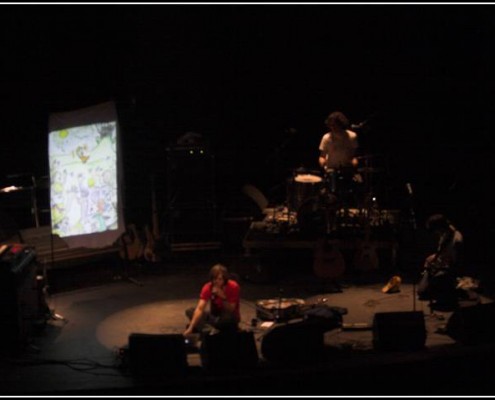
(286, 155), (384, 236)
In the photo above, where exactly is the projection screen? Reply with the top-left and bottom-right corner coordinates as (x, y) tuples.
(48, 101), (125, 249)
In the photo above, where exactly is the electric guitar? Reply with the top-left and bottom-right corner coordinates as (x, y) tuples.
(143, 175), (161, 263)
(423, 253), (451, 276)
(313, 238), (346, 280)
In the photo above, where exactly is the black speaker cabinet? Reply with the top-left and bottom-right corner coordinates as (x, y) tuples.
(166, 146), (215, 207)
(260, 320), (325, 364)
(373, 311), (426, 351)
(128, 333), (188, 377)
(446, 302), (495, 345)
(200, 330), (258, 372)
(0, 245), (39, 356)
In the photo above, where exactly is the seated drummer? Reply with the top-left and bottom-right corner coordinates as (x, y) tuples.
(318, 110), (359, 174)
(318, 111), (362, 200)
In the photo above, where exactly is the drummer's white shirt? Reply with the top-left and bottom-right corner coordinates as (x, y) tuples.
(319, 129), (358, 169)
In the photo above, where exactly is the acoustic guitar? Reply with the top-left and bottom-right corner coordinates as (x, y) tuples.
(313, 238), (346, 281)
(353, 234), (379, 271)
(119, 224), (144, 262)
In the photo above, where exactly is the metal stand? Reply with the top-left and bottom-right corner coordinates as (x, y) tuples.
(41, 235), (69, 323)
(405, 182), (421, 313)
(116, 230), (144, 287)
(274, 287), (284, 323)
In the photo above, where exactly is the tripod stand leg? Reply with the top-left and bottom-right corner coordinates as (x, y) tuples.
(116, 230), (145, 286)
(124, 275), (144, 286)
(49, 310), (68, 323)
(114, 254), (145, 286)
(37, 271), (68, 324)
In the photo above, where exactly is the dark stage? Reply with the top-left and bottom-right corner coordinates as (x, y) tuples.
(1, 3), (495, 396)
(0, 246), (494, 396)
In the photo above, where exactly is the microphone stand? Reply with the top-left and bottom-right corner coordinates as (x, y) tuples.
(406, 183), (417, 312)
(44, 231), (68, 323)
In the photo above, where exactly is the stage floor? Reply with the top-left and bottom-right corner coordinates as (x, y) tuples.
(0, 257), (494, 396)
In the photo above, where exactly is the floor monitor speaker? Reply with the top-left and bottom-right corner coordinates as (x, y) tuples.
(373, 311), (426, 351)
(128, 333), (188, 377)
(446, 302), (495, 345)
(200, 330), (258, 372)
(261, 320), (326, 364)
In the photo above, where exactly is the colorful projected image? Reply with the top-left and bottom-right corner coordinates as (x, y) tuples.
(49, 122), (118, 238)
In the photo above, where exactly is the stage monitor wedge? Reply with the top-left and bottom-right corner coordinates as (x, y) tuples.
(200, 330), (258, 372)
(373, 311), (426, 351)
(446, 302), (495, 345)
(261, 320), (326, 364)
(128, 333), (188, 377)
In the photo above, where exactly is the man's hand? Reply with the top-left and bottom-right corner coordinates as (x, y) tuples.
(183, 326), (193, 336)
(212, 285), (226, 300)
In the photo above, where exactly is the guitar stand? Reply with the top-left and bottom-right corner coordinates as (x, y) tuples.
(40, 293), (69, 324)
(114, 264), (144, 287)
(116, 232), (144, 287)
(47, 309), (69, 323)
(37, 260), (69, 324)
(115, 275), (144, 286)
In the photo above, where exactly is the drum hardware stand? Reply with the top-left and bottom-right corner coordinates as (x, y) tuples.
(324, 204), (333, 236)
(321, 174), (339, 235)
(274, 287), (284, 323)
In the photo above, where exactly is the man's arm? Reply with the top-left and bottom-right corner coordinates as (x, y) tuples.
(184, 298), (207, 335)
(319, 150), (327, 169)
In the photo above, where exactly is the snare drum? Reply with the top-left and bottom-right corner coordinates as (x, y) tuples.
(287, 173), (323, 212)
(256, 298), (305, 321)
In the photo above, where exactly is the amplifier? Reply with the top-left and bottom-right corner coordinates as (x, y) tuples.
(0, 243), (36, 277)
(0, 243), (39, 355)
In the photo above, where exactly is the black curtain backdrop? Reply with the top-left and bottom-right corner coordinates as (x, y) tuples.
(0, 4), (493, 261)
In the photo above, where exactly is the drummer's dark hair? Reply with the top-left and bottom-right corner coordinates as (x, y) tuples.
(209, 263), (229, 284)
(325, 111), (349, 130)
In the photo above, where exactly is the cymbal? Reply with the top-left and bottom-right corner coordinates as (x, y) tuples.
(0, 185), (28, 193)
